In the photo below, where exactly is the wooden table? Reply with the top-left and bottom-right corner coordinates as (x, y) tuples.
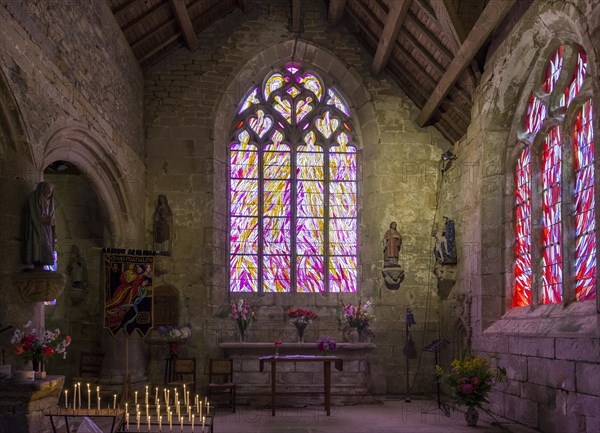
(259, 355), (343, 416)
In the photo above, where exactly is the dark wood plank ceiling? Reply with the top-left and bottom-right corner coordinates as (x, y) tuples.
(106, 0), (519, 142)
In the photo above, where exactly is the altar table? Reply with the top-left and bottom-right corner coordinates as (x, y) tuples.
(259, 355), (343, 416)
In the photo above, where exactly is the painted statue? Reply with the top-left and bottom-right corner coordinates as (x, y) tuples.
(433, 217), (457, 265)
(383, 221), (402, 266)
(23, 181), (56, 268)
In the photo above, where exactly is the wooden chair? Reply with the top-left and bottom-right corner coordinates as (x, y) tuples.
(78, 352), (104, 379)
(167, 357), (196, 393)
(207, 358), (236, 412)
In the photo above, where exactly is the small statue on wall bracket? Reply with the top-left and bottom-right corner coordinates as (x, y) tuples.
(432, 217), (457, 299)
(381, 221), (405, 290)
(153, 194), (173, 255)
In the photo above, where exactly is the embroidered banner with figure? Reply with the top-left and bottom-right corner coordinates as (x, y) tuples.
(104, 251), (154, 337)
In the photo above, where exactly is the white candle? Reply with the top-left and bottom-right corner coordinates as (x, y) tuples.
(199, 402), (202, 416)
(126, 413), (129, 431)
(64, 390), (68, 409)
(183, 384), (186, 406)
(73, 384), (77, 409)
(202, 415), (205, 433)
(206, 402), (209, 415)
(135, 391), (138, 405)
(145, 385), (149, 405)
(147, 415), (150, 431)
(191, 414), (194, 431)
(88, 389), (91, 410)
(137, 411), (140, 432)
(78, 383), (82, 409)
(169, 411), (173, 432)
(156, 386), (159, 404)
(159, 415), (162, 431)
(180, 416), (183, 432)
(97, 396), (101, 412)
(113, 394), (117, 410)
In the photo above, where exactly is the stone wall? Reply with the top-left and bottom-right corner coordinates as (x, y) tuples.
(436, 1), (600, 432)
(144, 0), (448, 398)
(0, 0), (145, 379)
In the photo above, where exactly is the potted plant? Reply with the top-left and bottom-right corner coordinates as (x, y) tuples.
(436, 354), (506, 426)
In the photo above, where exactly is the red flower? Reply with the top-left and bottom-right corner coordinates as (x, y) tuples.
(43, 347), (54, 356)
(274, 341), (283, 347)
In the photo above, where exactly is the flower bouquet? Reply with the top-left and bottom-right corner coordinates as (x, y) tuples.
(285, 308), (317, 342)
(158, 324), (191, 357)
(230, 297), (256, 342)
(436, 354), (506, 425)
(317, 335), (336, 355)
(11, 321), (71, 377)
(340, 298), (373, 342)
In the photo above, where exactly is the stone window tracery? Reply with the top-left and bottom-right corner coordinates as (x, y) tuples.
(229, 66), (358, 293)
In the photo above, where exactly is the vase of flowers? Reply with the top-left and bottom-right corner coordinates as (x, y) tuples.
(340, 298), (373, 342)
(317, 335), (336, 355)
(285, 308), (317, 342)
(158, 325), (192, 358)
(274, 340), (282, 356)
(11, 321), (71, 379)
(436, 354), (506, 426)
(230, 297), (255, 342)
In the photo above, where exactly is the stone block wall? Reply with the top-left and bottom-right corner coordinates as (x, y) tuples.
(436, 1), (600, 432)
(144, 0), (448, 399)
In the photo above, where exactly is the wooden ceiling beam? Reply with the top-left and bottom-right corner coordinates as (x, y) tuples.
(371, 0), (411, 76)
(138, 33), (181, 63)
(112, 0), (138, 18)
(131, 18), (177, 51)
(328, 0), (347, 25)
(169, 0), (198, 51)
(122, 2), (170, 34)
(416, 0), (516, 126)
(405, 11), (453, 63)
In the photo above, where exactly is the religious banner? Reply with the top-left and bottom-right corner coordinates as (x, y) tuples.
(103, 250), (154, 337)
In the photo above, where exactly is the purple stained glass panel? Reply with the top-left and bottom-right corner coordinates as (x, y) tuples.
(330, 152), (357, 181)
(230, 255), (258, 293)
(230, 179), (258, 216)
(329, 182), (357, 218)
(296, 256), (324, 293)
(263, 179), (291, 217)
(297, 180), (324, 217)
(263, 255), (291, 293)
(263, 217), (290, 255)
(297, 150), (324, 180)
(328, 256), (357, 293)
(296, 218), (324, 255)
(329, 219), (357, 255)
(229, 216), (258, 254)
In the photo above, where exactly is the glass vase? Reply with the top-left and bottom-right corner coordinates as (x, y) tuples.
(464, 405), (479, 426)
(295, 324), (307, 343)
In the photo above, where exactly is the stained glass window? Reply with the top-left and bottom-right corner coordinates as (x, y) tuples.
(573, 100), (596, 301)
(513, 44), (596, 307)
(230, 67), (357, 293)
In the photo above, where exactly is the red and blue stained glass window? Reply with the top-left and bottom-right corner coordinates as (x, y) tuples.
(513, 44), (596, 306)
(230, 67), (357, 293)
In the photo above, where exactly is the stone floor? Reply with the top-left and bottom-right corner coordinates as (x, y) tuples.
(210, 398), (540, 433)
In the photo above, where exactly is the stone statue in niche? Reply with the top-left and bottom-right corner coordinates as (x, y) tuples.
(153, 194), (173, 255)
(66, 245), (88, 305)
(23, 181), (56, 269)
(381, 221), (405, 290)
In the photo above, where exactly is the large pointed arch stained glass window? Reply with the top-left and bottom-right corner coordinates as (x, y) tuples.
(513, 44), (597, 307)
(229, 66), (358, 293)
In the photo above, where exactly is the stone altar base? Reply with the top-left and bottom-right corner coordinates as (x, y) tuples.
(219, 342), (378, 407)
(0, 375), (64, 433)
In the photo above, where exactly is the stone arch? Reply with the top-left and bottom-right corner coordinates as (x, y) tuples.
(39, 122), (137, 245)
(473, 1), (596, 328)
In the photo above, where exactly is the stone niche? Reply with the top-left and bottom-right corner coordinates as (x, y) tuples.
(219, 342), (378, 407)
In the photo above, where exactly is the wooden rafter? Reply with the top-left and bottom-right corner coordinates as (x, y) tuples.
(416, 0), (516, 127)
(122, 2), (170, 34)
(328, 0), (347, 25)
(371, 0), (411, 76)
(169, 0), (198, 51)
(112, 0), (138, 18)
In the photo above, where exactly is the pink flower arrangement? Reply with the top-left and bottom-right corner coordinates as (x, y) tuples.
(11, 321), (71, 363)
(285, 308), (317, 327)
(230, 297), (256, 338)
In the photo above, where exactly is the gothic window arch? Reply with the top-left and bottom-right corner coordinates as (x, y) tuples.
(513, 44), (596, 307)
(229, 66), (358, 293)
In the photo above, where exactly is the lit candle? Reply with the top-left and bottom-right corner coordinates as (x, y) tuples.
(88, 388), (91, 411)
(164, 388), (168, 405)
(113, 394), (117, 410)
(64, 390), (68, 409)
(202, 415), (205, 433)
(126, 403), (128, 417)
(206, 402), (210, 415)
(195, 395), (199, 414)
(73, 384), (77, 409)
(147, 415), (150, 431)
(183, 385), (186, 405)
(78, 382), (82, 409)
(97, 396), (101, 412)
(126, 413), (129, 431)
(159, 415), (162, 431)
(137, 412), (140, 432)
(191, 414), (194, 431)
(169, 411), (173, 432)
(156, 386), (159, 404)
(199, 402), (202, 416)
(186, 391), (190, 411)
(180, 416), (183, 432)
(145, 385), (149, 405)
(135, 391), (138, 405)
